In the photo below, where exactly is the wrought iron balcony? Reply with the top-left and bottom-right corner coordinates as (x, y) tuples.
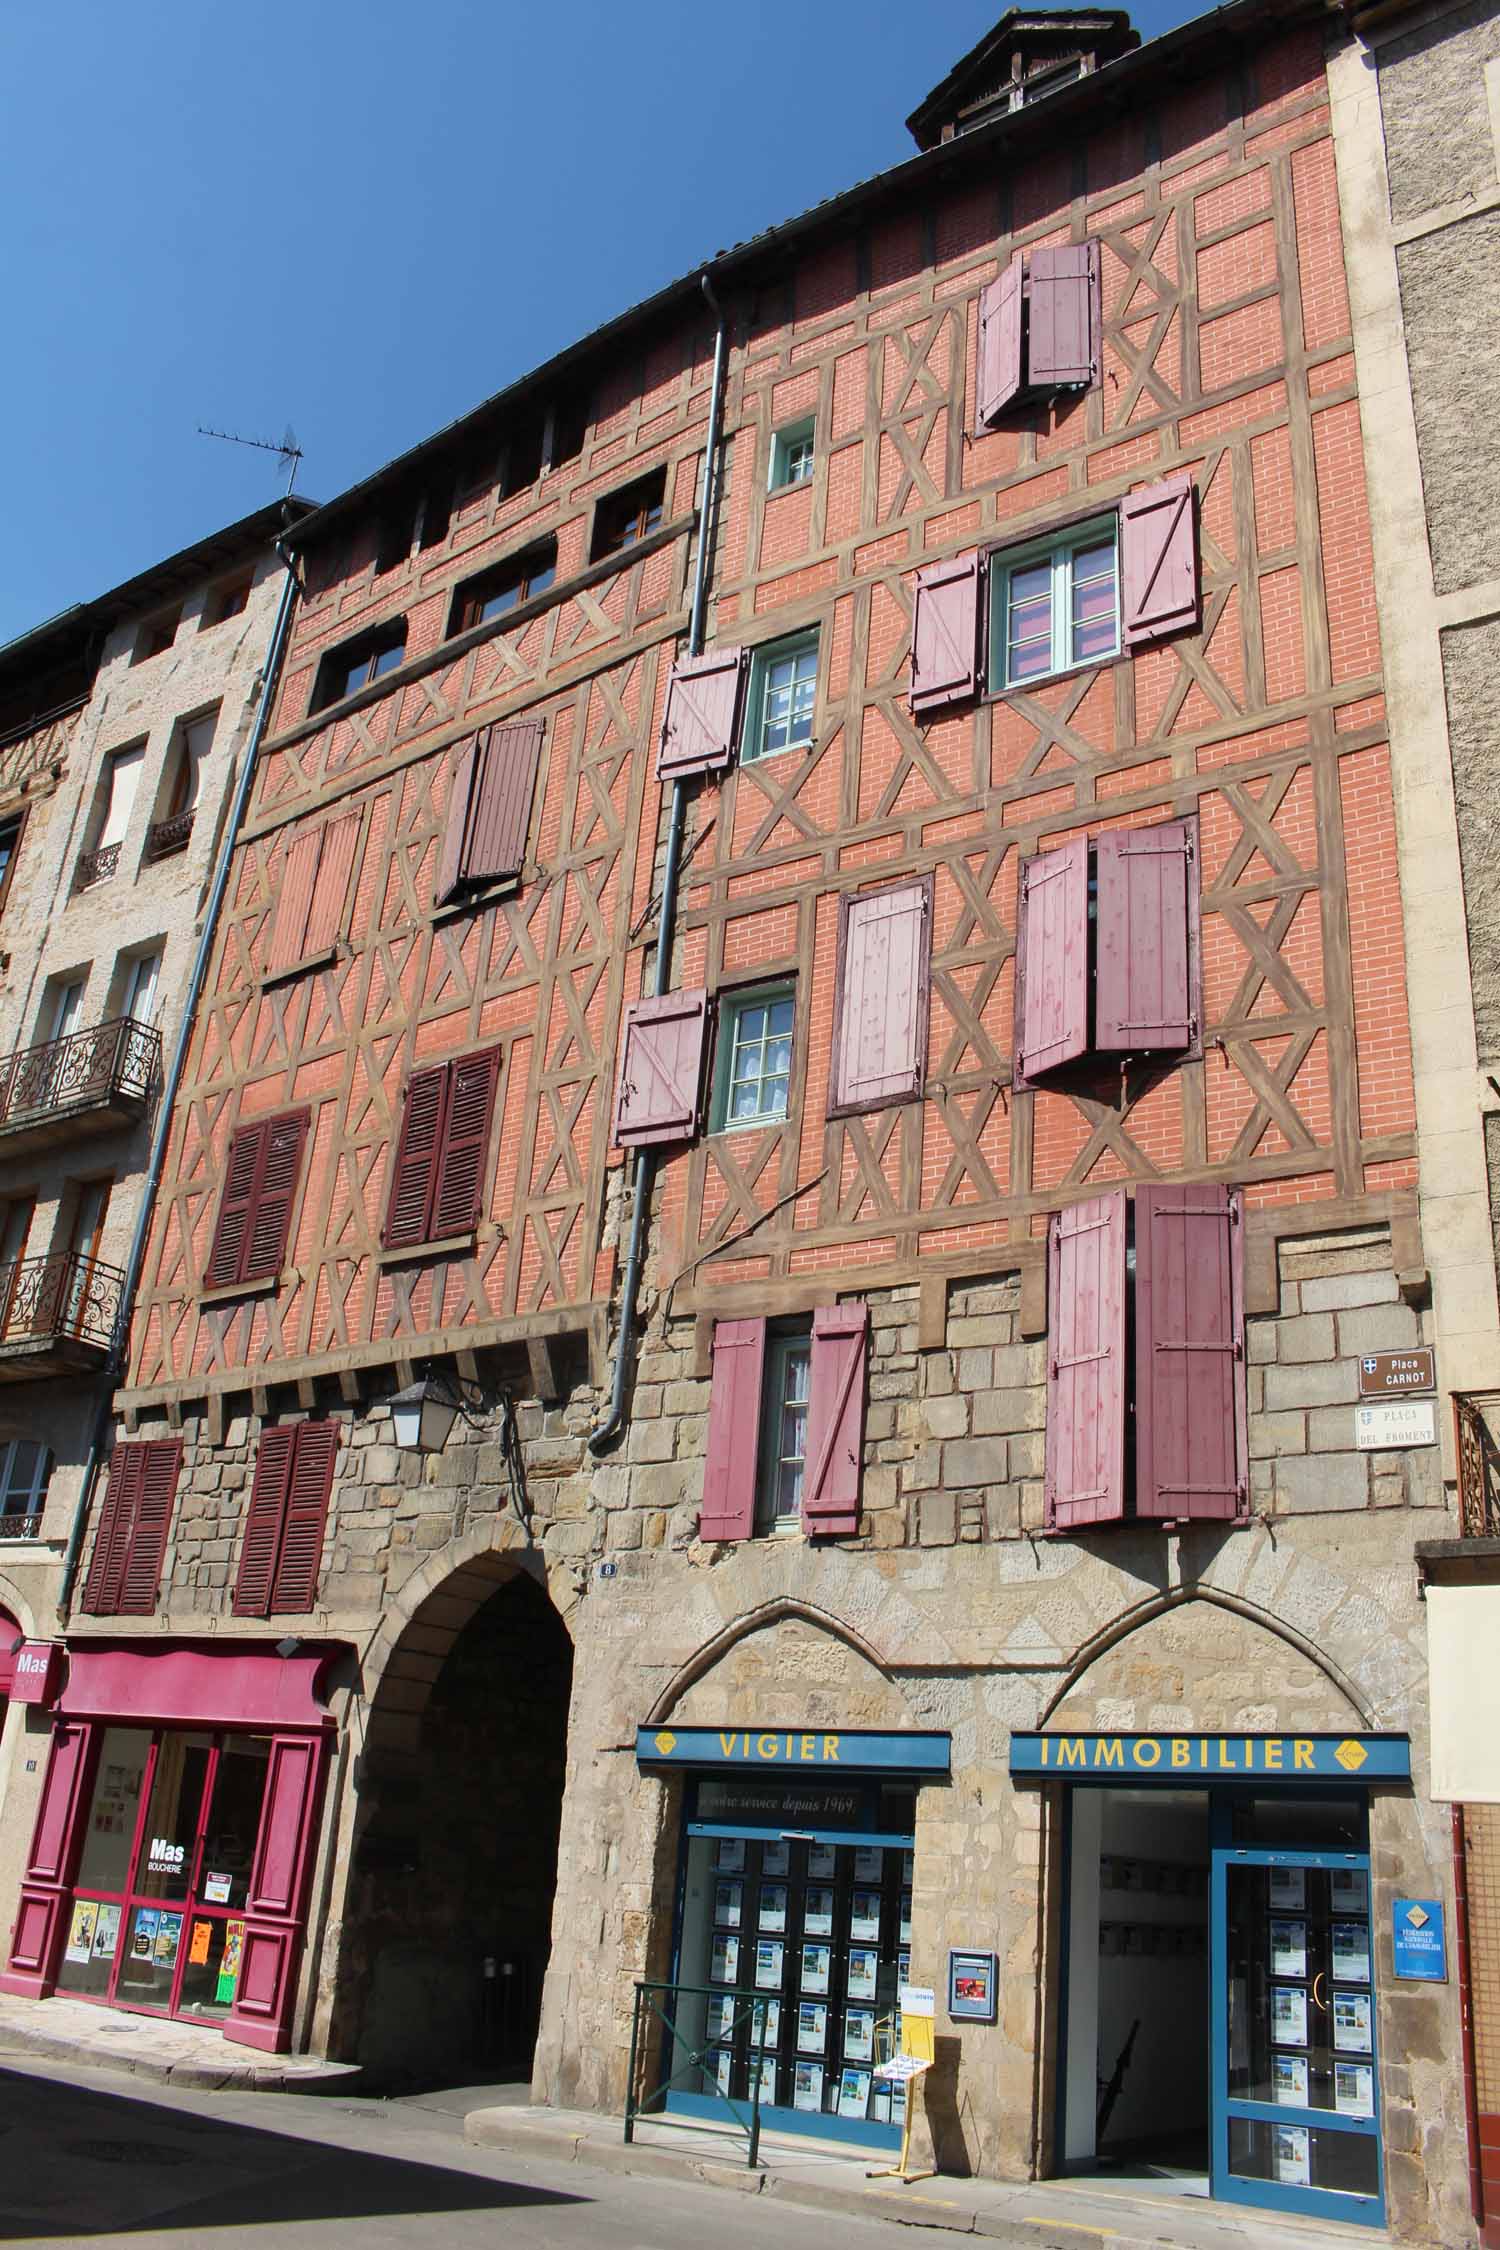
(0, 1512), (41, 1540)
(0, 1251), (124, 1379)
(1455, 1392), (1500, 1538)
(76, 842), (121, 890)
(0, 1015), (161, 1154)
(144, 808), (194, 861)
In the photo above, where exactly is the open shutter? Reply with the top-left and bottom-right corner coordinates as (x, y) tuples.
(117, 1439), (182, 1615)
(265, 829), (322, 976)
(435, 734), (480, 906)
(243, 1110), (309, 1283)
(976, 256), (1025, 429)
(698, 1318), (767, 1542)
(234, 1426), (296, 1617)
(1027, 242), (1100, 389)
(300, 811), (361, 960)
(79, 1444), (144, 1615)
(613, 989), (709, 1148)
(383, 1063), (447, 1248)
(463, 719), (543, 886)
(910, 553), (982, 715)
(830, 880), (931, 1113)
(1095, 820), (1196, 1053)
(1045, 1192), (1126, 1531)
(429, 1047), (501, 1238)
(659, 646), (748, 779)
(1014, 837), (1089, 1086)
(802, 1301), (868, 1538)
(270, 1424), (337, 1611)
(1136, 1184), (1247, 1521)
(1121, 478), (1200, 648)
(206, 1120), (267, 1288)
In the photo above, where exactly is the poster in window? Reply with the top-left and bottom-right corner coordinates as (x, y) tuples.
(850, 1889), (882, 1942)
(92, 1902), (121, 1962)
(188, 1919), (213, 1967)
(792, 2061), (824, 2112)
(844, 2007), (875, 2062)
(1273, 2125), (1311, 2187)
(706, 2047), (733, 2097)
(759, 1883), (788, 1935)
(837, 2066), (871, 2119)
(754, 1939), (782, 1990)
(808, 1844), (837, 1879)
(1332, 1922), (1371, 1983)
(65, 1901), (98, 1965)
(1270, 1919), (1307, 1978)
(755, 1997), (781, 2046)
(1272, 2054), (1308, 2106)
(847, 1947), (878, 2000)
(1333, 1991), (1372, 2054)
(1335, 2062), (1375, 2118)
(714, 1879), (743, 1930)
(898, 1950), (911, 1986)
(903, 1852), (914, 1884)
(216, 1919), (244, 2005)
(131, 1908), (159, 1960)
(803, 1887), (834, 1937)
(891, 2079), (907, 2128)
(203, 1872), (233, 1905)
(1268, 1866), (1306, 1911)
(1271, 1985), (1308, 2047)
(762, 1841), (791, 1879)
(853, 1846), (883, 1881)
(747, 2052), (774, 2103)
(706, 1994), (736, 2042)
(710, 1934), (739, 1985)
(797, 2001), (827, 2053)
(801, 1943), (831, 1995)
(900, 1891), (913, 1945)
(716, 1838), (746, 1875)
(870, 2082), (892, 2125)
(154, 1912), (183, 1968)
(1331, 1869), (1368, 1913)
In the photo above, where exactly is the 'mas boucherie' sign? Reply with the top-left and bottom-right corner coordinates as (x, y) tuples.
(1009, 1732), (1411, 1782)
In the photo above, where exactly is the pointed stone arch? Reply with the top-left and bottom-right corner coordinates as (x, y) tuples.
(647, 1595), (920, 1733)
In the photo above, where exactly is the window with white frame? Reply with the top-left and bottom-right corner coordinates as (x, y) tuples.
(756, 1330), (812, 1530)
(0, 1438), (53, 1526)
(769, 418), (815, 491)
(745, 632), (819, 762)
(713, 985), (794, 1130)
(992, 517), (1119, 689)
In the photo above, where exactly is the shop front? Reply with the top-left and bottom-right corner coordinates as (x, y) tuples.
(1, 1641), (345, 2052)
(636, 1725), (951, 2150)
(1012, 1729), (1412, 2232)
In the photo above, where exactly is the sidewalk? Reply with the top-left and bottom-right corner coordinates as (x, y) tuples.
(465, 2101), (1386, 2248)
(0, 1989), (360, 2093)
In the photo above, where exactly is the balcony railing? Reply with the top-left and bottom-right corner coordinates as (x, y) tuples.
(0, 1016), (161, 1146)
(144, 808), (195, 861)
(0, 1251), (124, 1363)
(0, 1512), (41, 1541)
(1455, 1393), (1500, 1538)
(76, 841), (121, 890)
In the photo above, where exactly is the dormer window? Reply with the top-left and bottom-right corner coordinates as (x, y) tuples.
(904, 10), (1137, 152)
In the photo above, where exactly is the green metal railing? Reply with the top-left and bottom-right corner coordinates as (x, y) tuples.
(624, 1978), (768, 2167)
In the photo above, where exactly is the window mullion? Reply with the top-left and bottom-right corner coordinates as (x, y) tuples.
(1055, 543), (1072, 672)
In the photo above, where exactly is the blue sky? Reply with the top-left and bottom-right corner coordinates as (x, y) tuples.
(1, 0), (1193, 643)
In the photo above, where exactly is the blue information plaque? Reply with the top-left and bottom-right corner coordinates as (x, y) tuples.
(1392, 1897), (1446, 1981)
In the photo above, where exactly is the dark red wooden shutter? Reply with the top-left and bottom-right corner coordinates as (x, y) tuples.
(659, 646), (748, 779)
(613, 989), (710, 1147)
(25, 1720), (91, 1885)
(79, 1444), (143, 1614)
(243, 1110), (309, 1283)
(266, 829), (322, 975)
(383, 1063), (447, 1248)
(830, 880), (931, 1113)
(1121, 478), (1200, 648)
(430, 1047), (501, 1238)
(436, 734), (480, 906)
(117, 1439), (183, 1615)
(206, 1120), (267, 1288)
(270, 1423), (337, 1611)
(976, 256), (1025, 429)
(699, 1318), (767, 1542)
(235, 1426), (296, 1617)
(1045, 1192), (1126, 1532)
(463, 719), (543, 885)
(1015, 838), (1089, 1086)
(301, 811), (362, 959)
(1135, 1184), (1247, 1521)
(1095, 820), (1195, 1054)
(802, 1301), (868, 1538)
(910, 553), (982, 716)
(1026, 242), (1100, 390)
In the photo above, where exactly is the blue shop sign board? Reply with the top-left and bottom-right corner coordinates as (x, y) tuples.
(635, 1725), (951, 1776)
(1393, 1897), (1446, 1981)
(1009, 1731), (1411, 1783)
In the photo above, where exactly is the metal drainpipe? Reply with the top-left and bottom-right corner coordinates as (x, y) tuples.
(589, 274), (727, 1454)
(1453, 1803), (1487, 2235)
(57, 542), (303, 1616)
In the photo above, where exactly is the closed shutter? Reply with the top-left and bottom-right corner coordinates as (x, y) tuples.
(1135, 1184), (1247, 1521)
(436, 734), (480, 906)
(242, 1111), (309, 1283)
(910, 553), (982, 715)
(1027, 242), (1100, 389)
(265, 830), (321, 976)
(79, 1443), (143, 1614)
(234, 1427), (296, 1617)
(429, 1047), (501, 1238)
(659, 646), (748, 779)
(1045, 1193), (1126, 1531)
(1095, 820), (1195, 1054)
(463, 720), (544, 886)
(613, 989), (710, 1148)
(830, 880), (931, 1113)
(1014, 837), (1089, 1086)
(271, 1423), (337, 1611)
(383, 1063), (447, 1248)
(117, 1439), (183, 1615)
(25, 1721), (91, 1886)
(301, 811), (362, 960)
(205, 1121), (267, 1288)
(699, 1318), (767, 1542)
(976, 256), (1025, 429)
(1121, 478), (1200, 648)
(801, 1301), (868, 1538)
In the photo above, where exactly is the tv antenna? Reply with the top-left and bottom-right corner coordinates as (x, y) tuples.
(197, 422), (304, 495)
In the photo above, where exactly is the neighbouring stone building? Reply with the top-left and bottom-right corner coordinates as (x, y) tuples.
(0, 3), (1482, 2239)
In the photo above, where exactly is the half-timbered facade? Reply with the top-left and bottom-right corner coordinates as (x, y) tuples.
(4, 2), (1475, 2237)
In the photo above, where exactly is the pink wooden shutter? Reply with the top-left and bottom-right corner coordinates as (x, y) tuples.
(658, 646), (748, 779)
(699, 1318), (767, 1542)
(802, 1301), (868, 1538)
(1135, 1184), (1248, 1521)
(234, 1427), (296, 1617)
(1121, 478), (1200, 648)
(79, 1444), (143, 1615)
(976, 256), (1025, 429)
(383, 1063), (447, 1248)
(25, 1721), (92, 1885)
(270, 1423), (337, 1611)
(1045, 1192), (1126, 1532)
(463, 719), (544, 884)
(301, 811), (362, 959)
(435, 734), (480, 906)
(429, 1046), (502, 1237)
(118, 1439), (183, 1615)
(1014, 837), (1090, 1087)
(613, 989), (710, 1147)
(245, 1734), (321, 1918)
(1095, 820), (1195, 1054)
(830, 880), (931, 1113)
(205, 1121), (267, 1288)
(243, 1110), (309, 1282)
(910, 553), (982, 715)
(1027, 242), (1100, 389)
(266, 829), (322, 975)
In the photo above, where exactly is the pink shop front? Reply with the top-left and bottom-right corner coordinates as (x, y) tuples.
(0, 1642), (346, 2052)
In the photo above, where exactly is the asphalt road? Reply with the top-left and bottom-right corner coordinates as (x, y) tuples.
(0, 2051), (892, 2247)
